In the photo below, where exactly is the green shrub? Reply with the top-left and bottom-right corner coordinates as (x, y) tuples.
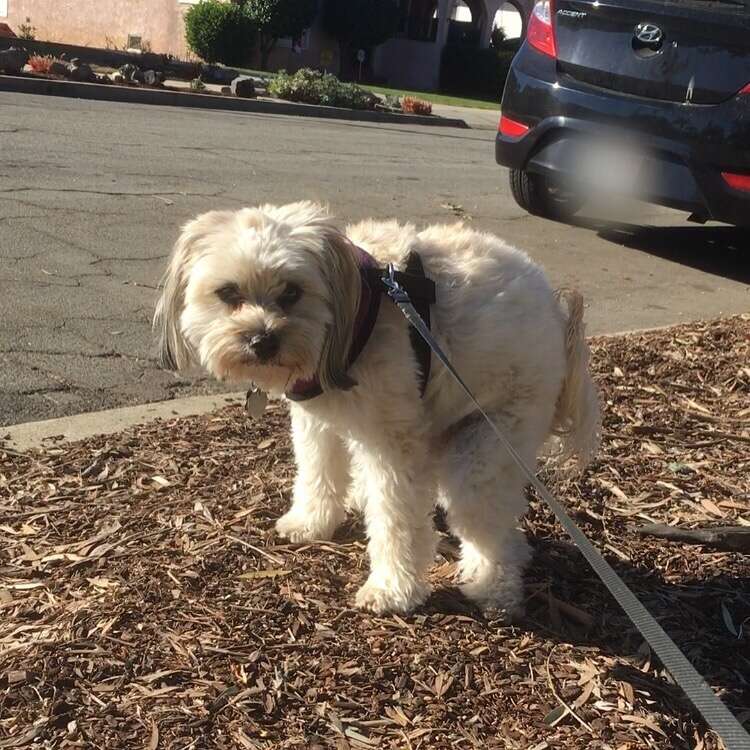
(184, 0), (256, 66)
(490, 26), (506, 49)
(440, 45), (517, 99)
(268, 68), (380, 109)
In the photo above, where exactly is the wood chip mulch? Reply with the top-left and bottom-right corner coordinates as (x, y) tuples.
(1, 316), (749, 750)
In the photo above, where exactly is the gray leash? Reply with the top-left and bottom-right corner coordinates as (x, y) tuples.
(382, 265), (750, 750)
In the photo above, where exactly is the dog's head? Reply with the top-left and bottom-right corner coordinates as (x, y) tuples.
(153, 202), (361, 395)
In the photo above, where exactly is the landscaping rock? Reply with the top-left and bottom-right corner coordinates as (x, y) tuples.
(142, 70), (164, 87)
(66, 60), (96, 82)
(230, 76), (256, 98)
(0, 47), (29, 75)
(118, 63), (144, 84)
(49, 60), (68, 77)
(201, 64), (239, 85)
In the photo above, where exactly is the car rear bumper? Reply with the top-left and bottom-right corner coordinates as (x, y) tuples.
(496, 45), (750, 225)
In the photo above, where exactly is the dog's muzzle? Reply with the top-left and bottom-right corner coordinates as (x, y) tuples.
(243, 332), (279, 362)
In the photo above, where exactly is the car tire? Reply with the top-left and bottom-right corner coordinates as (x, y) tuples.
(509, 168), (584, 222)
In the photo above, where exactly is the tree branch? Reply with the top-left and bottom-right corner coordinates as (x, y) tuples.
(635, 523), (750, 553)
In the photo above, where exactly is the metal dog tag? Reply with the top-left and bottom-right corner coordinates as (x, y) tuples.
(245, 385), (267, 419)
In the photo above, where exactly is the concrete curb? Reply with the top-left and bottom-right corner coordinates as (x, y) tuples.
(2, 392), (245, 452)
(0, 74), (470, 129)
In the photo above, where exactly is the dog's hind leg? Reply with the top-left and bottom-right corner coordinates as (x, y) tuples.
(437, 415), (543, 618)
(275, 406), (350, 543)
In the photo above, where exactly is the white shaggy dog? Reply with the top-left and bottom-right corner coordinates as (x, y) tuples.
(154, 202), (599, 616)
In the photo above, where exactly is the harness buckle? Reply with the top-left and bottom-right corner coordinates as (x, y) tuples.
(382, 263), (411, 304)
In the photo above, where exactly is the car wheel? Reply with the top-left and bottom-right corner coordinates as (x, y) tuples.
(509, 168), (584, 222)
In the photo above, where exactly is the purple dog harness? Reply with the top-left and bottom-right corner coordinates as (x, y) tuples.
(285, 245), (435, 402)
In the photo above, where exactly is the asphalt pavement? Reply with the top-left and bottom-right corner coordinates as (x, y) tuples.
(1, 92), (748, 427)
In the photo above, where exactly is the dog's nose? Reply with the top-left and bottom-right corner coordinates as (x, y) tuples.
(244, 332), (279, 362)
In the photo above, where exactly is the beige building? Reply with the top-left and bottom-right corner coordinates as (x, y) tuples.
(0, 0), (524, 90)
(1, 0), (197, 58)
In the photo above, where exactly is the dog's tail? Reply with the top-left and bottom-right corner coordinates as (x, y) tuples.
(550, 289), (600, 471)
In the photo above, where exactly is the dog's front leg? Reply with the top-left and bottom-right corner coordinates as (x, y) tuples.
(352, 441), (436, 615)
(275, 406), (349, 543)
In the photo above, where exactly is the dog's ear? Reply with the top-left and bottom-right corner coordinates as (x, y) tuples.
(153, 211), (229, 371)
(279, 203), (361, 392)
(313, 228), (362, 393)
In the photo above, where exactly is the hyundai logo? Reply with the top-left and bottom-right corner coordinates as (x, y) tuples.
(634, 22), (663, 45)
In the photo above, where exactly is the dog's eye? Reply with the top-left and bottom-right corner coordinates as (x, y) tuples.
(215, 283), (244, 308)
(277, 282), (302, 310)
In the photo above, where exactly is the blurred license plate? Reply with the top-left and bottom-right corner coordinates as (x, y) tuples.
(578, 142), (644, 193)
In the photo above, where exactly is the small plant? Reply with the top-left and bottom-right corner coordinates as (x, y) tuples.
(28, 54), (54, 74)
(268, 68), (379, 110)
(382, 94), (402, 111)
(18, 18), (36, 40)
(401, 96), (432, 115)
(190, 76), (206, 92)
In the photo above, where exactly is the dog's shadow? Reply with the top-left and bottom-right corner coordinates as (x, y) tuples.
(333, 512), (749, 733)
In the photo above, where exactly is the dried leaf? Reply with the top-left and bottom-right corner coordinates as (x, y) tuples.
(642, 441), (663, 455)
(700, 498), (724, 518)
(543, 704), (569, 726)
(237, 569), (291, 580)
(146, 721), (159, 750)
(621, 714), (668, 738)
(720, 601), (738, 638)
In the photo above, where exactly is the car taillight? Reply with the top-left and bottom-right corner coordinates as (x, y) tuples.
(739, 83), (750, 95)
(721, 171), (750, 192)
(527, 0), (557, 59)
(499, 115), (530, 137)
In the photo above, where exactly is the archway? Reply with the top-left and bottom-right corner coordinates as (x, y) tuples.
(448, 0), (485, 45)
(492, 1), (523, 43)
(495, 0), (531, 40)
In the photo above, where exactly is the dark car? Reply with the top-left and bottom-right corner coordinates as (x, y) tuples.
(495, 0), (750, 225)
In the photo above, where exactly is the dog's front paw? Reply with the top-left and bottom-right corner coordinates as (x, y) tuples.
(275, 507), (342, 543)
(355, 575), (429, 615)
